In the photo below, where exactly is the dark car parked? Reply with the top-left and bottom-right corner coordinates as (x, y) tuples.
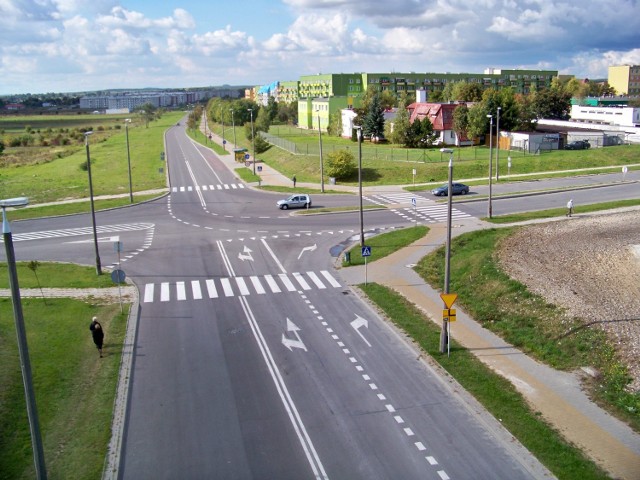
(565, 140), (591, 150)
(431, 183), (469, 196)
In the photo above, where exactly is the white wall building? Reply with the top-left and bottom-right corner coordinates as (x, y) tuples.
(570, 104), (640, 127)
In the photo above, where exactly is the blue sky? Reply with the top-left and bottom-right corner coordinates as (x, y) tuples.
(1, 0), (639, 95)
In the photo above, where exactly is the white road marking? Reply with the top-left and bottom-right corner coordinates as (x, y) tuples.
(292, 272), (311, 291)
(250, 276), (266, 294)
(221, 278), (234, 297)
(235, 277), (250, 296)
(176, 281), (186, 301)
(160, 282), (170, 302)
(206, 279), (218, 298)
(320, 270), (341, 288)
(278, 273), (297, 292)
(191, 280), (202, 300)
(264, 275), (281, 293)
(143, 283), (154, 303)
(306, 271), (326, 289)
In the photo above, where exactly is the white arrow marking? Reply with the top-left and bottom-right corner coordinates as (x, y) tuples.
(351, 315), (372, 347)
(282, 318), (307, 351)
(298, 243), (317, 259)
(238, 245), (254, 262)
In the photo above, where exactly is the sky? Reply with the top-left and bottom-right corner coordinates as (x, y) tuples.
(1, 0), (639, 95)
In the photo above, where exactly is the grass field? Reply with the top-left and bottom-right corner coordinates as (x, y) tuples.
(0, 112), (182, 203)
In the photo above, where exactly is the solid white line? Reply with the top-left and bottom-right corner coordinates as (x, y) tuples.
(292, 272), (311, 291)
(216, 240), (236, 277)
(206, 279), (218, 298)
(185, 160), (207, 208)
(264, 275), (281, 293)
(250, 276), (266, 294)
(238, 297), (328, 479)
(260, 239), (287, 274)
(278, 274), (297, 292)
(191, 280), (202, 299)
(235, 277), (250, 296)
(320, 270), (341, 288)
(220, 278), (234, 297)
(143, 283), (154, 303)
(176, 281), (186, 301)
(189, 138), (224, 183)
(306, 271), (326, 289)
(160, 282), (170, 302)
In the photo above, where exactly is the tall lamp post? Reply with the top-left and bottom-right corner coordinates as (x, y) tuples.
(84, 132), (102, 275)
(248, 109), (256, 175)
(355, 126), (364, 247)
(486, 114), (493, 219)
(221, 106), (226, 151)
(495, 107), (501, 181)
(124, 119), (133, 203)
(440, 148), (454, 354)
(1, 197), (48, 480)
(230, 108), (237, 148)
(316, 108), (325, 193)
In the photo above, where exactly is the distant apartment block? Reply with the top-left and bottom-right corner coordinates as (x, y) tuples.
(608, 65), (640, 96)
(79, 90), (210, 111)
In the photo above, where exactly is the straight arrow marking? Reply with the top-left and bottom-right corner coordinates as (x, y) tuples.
(351, 315), (372, 347)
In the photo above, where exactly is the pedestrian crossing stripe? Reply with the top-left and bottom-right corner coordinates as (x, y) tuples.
(142, 270), (342, 303)
(172, 184), (245, 193)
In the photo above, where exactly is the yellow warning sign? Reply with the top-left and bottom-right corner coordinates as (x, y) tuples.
(440, 293), (458, 309)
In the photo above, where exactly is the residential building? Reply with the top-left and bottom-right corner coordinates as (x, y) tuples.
(406, 92), (473, 146)
(570, 104), (640, 128)
(608, 65), (640, 96)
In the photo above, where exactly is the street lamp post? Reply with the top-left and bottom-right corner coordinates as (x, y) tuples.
(440, 148), (454, 354)
(124, 119), (133, 203)
(355, 126), (364, 247)
(496, 107), (501, 181)
(1, 197), (48, 480)
(248, 109), (256, 175)
(316, 109), (325, 193)
(230, 109), (236, 148)
(221, 106), (225, 151)
(486, 114), (493, 219)
(84, 132), (102, 275)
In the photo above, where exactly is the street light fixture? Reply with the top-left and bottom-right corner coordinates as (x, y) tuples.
(230, 108), (236, 148)
(316, 108), (325, 193)
(248, 109), (256, 175)
(355, 126), (364, 247)
(496, 107), (501, 181)
(440, 148), (455, 354)
(84, 131), (102, 275)
(1, 197), (48, 480)
(124, 119), (133, 203)
(486, 114), (493, 219)
(221, 106), (225, 152)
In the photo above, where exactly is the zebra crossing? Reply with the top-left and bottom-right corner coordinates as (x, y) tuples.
(171, 183), (245, 193)
(365, 192), (430, 206)
(143, 270), (342, 303)
(399, 204), (471, 224)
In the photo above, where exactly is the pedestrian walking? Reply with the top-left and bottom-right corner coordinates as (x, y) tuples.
(89, 316), (104, 358)
(566, 199), (574, 217)
(292, 175), (297, 188)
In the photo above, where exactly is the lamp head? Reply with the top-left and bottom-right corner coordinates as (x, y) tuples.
(440, 148), (454, 154)
(84, 131), (94, 136)
(0, 197), (29, 208)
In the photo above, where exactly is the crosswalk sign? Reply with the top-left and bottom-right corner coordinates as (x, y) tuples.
(361, 246), (372, 257)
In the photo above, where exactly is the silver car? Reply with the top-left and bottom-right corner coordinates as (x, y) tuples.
(277, 194), (312, 210)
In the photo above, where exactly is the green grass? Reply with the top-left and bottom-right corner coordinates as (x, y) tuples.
(0, 262), (117, 288)
(4, 193), (163, 221)
(360, 283), (609, 479)
(487, 198), (640, 223)
(0, 298), (127, 480)
(235, 167), (261, 183)
(0, 112), (181, 204)
(342, 226), (428, 266)
(414, 228), (640, 430)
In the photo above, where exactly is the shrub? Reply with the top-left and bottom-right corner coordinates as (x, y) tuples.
(326, 149), (357, 180)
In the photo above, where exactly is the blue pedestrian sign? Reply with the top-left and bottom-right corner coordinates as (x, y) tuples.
(361, 246), (372, 257)
(245, 153), (250, 160)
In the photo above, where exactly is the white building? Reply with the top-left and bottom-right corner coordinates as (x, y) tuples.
(570, 104), (640, 128)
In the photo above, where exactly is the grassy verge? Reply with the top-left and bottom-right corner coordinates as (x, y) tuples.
(414, 228), (640, 430)
(342, 226), (428, 266)
(0, 262), (117, 288)
(360, 283), (609, 479)
(0, 298), (127, 480)
(235, 167), (261, 183)
(5, 194), (163, 221)
(486, 198), (640, 223)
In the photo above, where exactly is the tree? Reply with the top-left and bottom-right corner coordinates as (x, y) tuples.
(466, 103), (489, 141)
(405, 117), (437, 148)
(266, 96), (278, 122)
(452, 104), (469, 143)
(387, 91), (410, 145)
(361, 87), (396, 111)
(254, 135), (270, 154)
(255, 106), (271, 133)
(135, 103), (159, 128)
(362, 92), (385, 140)
(532, 88), (571, 120)
(326, 150), (356, 180)
(0, 139), (4, 155)
(429, 89), (444, 102)
(327, 109), (342, 137)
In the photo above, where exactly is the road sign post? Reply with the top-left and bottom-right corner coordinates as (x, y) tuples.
(440, 293), (458, 356)
(361, 246), (371, 286)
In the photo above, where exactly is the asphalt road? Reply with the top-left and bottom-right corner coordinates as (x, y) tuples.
(10, 126), (636, 479)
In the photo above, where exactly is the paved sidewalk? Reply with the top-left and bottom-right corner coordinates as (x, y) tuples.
(337, 219), (640, 480)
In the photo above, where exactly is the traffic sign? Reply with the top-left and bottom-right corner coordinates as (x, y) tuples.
(245, 153), (250, 160)
(223, 140), (227, 144)
(361, 246), (372, 257)
(440, 293), (458, 309)
(111, 269), (126, 284)
(443, 308), (457, 322)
